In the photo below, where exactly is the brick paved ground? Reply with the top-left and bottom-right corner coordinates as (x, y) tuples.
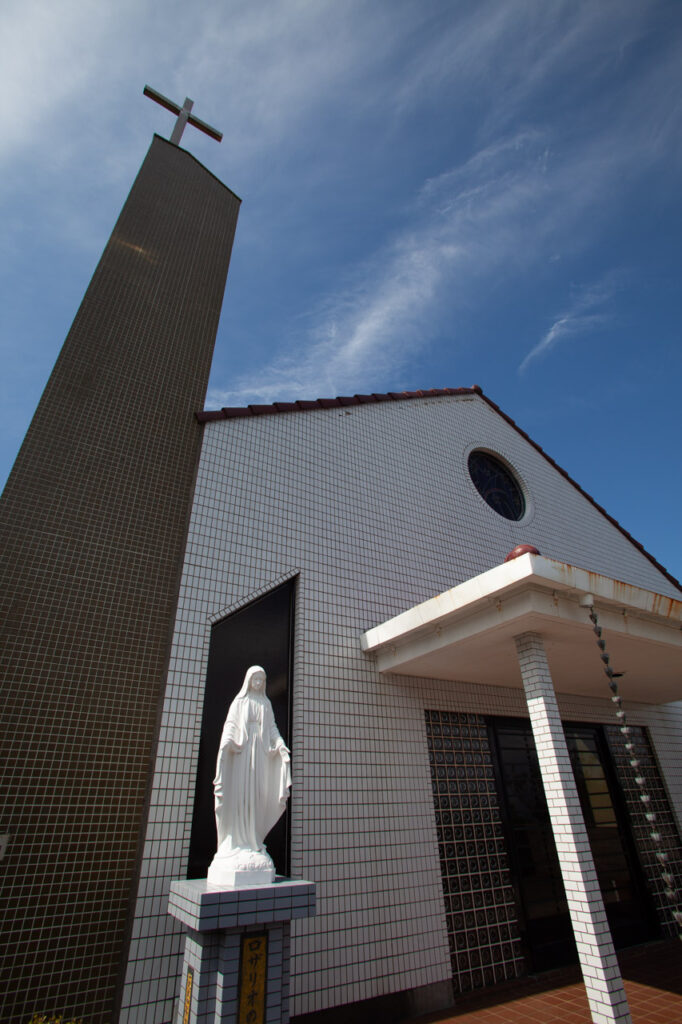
(415, 940), (682, 1024)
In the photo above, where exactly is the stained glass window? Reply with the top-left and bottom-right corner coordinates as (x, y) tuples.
(468, 450), (526, 521)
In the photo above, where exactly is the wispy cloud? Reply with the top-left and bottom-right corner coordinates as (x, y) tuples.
(210, 227), (455, 405)
(208, 130), (547, 405)
(1, 0), (140, 166)
(1, 0), (399, 178)
(207, 125), (618, 405)
(4, 0), (681, 410)
(208, 1), (682, 406)
(518, 277), (621, 374)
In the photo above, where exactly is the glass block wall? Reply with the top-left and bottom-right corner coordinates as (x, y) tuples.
(425, 710), (524, 992)
(605, 724), (682, 935)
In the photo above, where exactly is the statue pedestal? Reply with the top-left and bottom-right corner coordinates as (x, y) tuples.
(168, 877), (315, 1024)
(207, 846), (276, 888)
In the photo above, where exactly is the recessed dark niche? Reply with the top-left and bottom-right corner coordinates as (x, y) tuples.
(187, 578), (296, 880)
(467, 450), (526, 521)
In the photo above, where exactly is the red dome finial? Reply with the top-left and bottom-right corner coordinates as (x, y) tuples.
(504, 544), (540, 562)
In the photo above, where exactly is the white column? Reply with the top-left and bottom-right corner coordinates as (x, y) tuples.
(514, 632), (632, 1024)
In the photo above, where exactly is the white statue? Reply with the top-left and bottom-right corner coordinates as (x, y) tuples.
(207, 666), (291, 887)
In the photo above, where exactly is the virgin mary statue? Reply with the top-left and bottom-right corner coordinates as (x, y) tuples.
(207, 666), (291, 886)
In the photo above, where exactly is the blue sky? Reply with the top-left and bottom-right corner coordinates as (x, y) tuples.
(1, 0), (681, 583)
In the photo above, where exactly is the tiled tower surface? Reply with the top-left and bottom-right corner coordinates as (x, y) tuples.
(0, 136), (239, 1024)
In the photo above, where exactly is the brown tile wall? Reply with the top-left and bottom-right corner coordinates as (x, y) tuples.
(0, 137), (239, 1024)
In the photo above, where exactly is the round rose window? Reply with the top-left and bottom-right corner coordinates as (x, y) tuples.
(468, 450), (526, 521)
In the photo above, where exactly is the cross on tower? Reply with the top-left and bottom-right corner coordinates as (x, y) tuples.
(143, 85), (223, 145)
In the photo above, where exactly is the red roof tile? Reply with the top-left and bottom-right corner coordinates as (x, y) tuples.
(197, 387), (478, 423)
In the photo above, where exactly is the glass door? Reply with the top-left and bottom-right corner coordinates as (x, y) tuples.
(490, 718), (657, 971)
(566, 726), (657, 950)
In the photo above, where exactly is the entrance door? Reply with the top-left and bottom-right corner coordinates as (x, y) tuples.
(491, 718), (657, 972)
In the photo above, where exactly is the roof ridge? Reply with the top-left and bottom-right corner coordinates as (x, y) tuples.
(197, 386), (481, 422)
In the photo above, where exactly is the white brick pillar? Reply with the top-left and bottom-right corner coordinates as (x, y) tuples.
(514, 631), (632, 1024)
(168, 878), (315, 1024)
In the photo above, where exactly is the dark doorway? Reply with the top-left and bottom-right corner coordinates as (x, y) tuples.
(490, 718), (658, 972)
(187, 578), (296, 880)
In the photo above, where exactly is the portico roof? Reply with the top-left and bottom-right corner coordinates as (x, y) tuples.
(360, 554), (682, 703)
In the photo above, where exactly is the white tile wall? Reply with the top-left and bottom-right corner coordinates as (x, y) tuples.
(119, 393), (682, 1021)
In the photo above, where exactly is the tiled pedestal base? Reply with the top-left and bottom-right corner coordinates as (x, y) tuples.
(168, 878), (315, 1024)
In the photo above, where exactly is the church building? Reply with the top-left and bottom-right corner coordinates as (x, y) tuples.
(1, 99), (680, 1024)
(120, 387), (682, 1023)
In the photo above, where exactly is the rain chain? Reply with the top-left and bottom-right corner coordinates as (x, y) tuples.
(585, 599), (682, 938)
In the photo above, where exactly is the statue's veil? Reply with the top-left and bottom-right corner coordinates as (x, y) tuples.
(236, 665), (266, 700)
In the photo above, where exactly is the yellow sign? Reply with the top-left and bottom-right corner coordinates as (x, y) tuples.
(182, 966), (193, 1024)
(238, 933), (268, 1024)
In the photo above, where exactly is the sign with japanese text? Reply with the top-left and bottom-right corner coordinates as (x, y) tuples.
(182, 966), (193, 1024)
(238, 933), (268, 1024)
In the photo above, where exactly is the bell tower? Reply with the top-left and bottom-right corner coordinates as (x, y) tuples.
(0, 94), (240, 1023)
